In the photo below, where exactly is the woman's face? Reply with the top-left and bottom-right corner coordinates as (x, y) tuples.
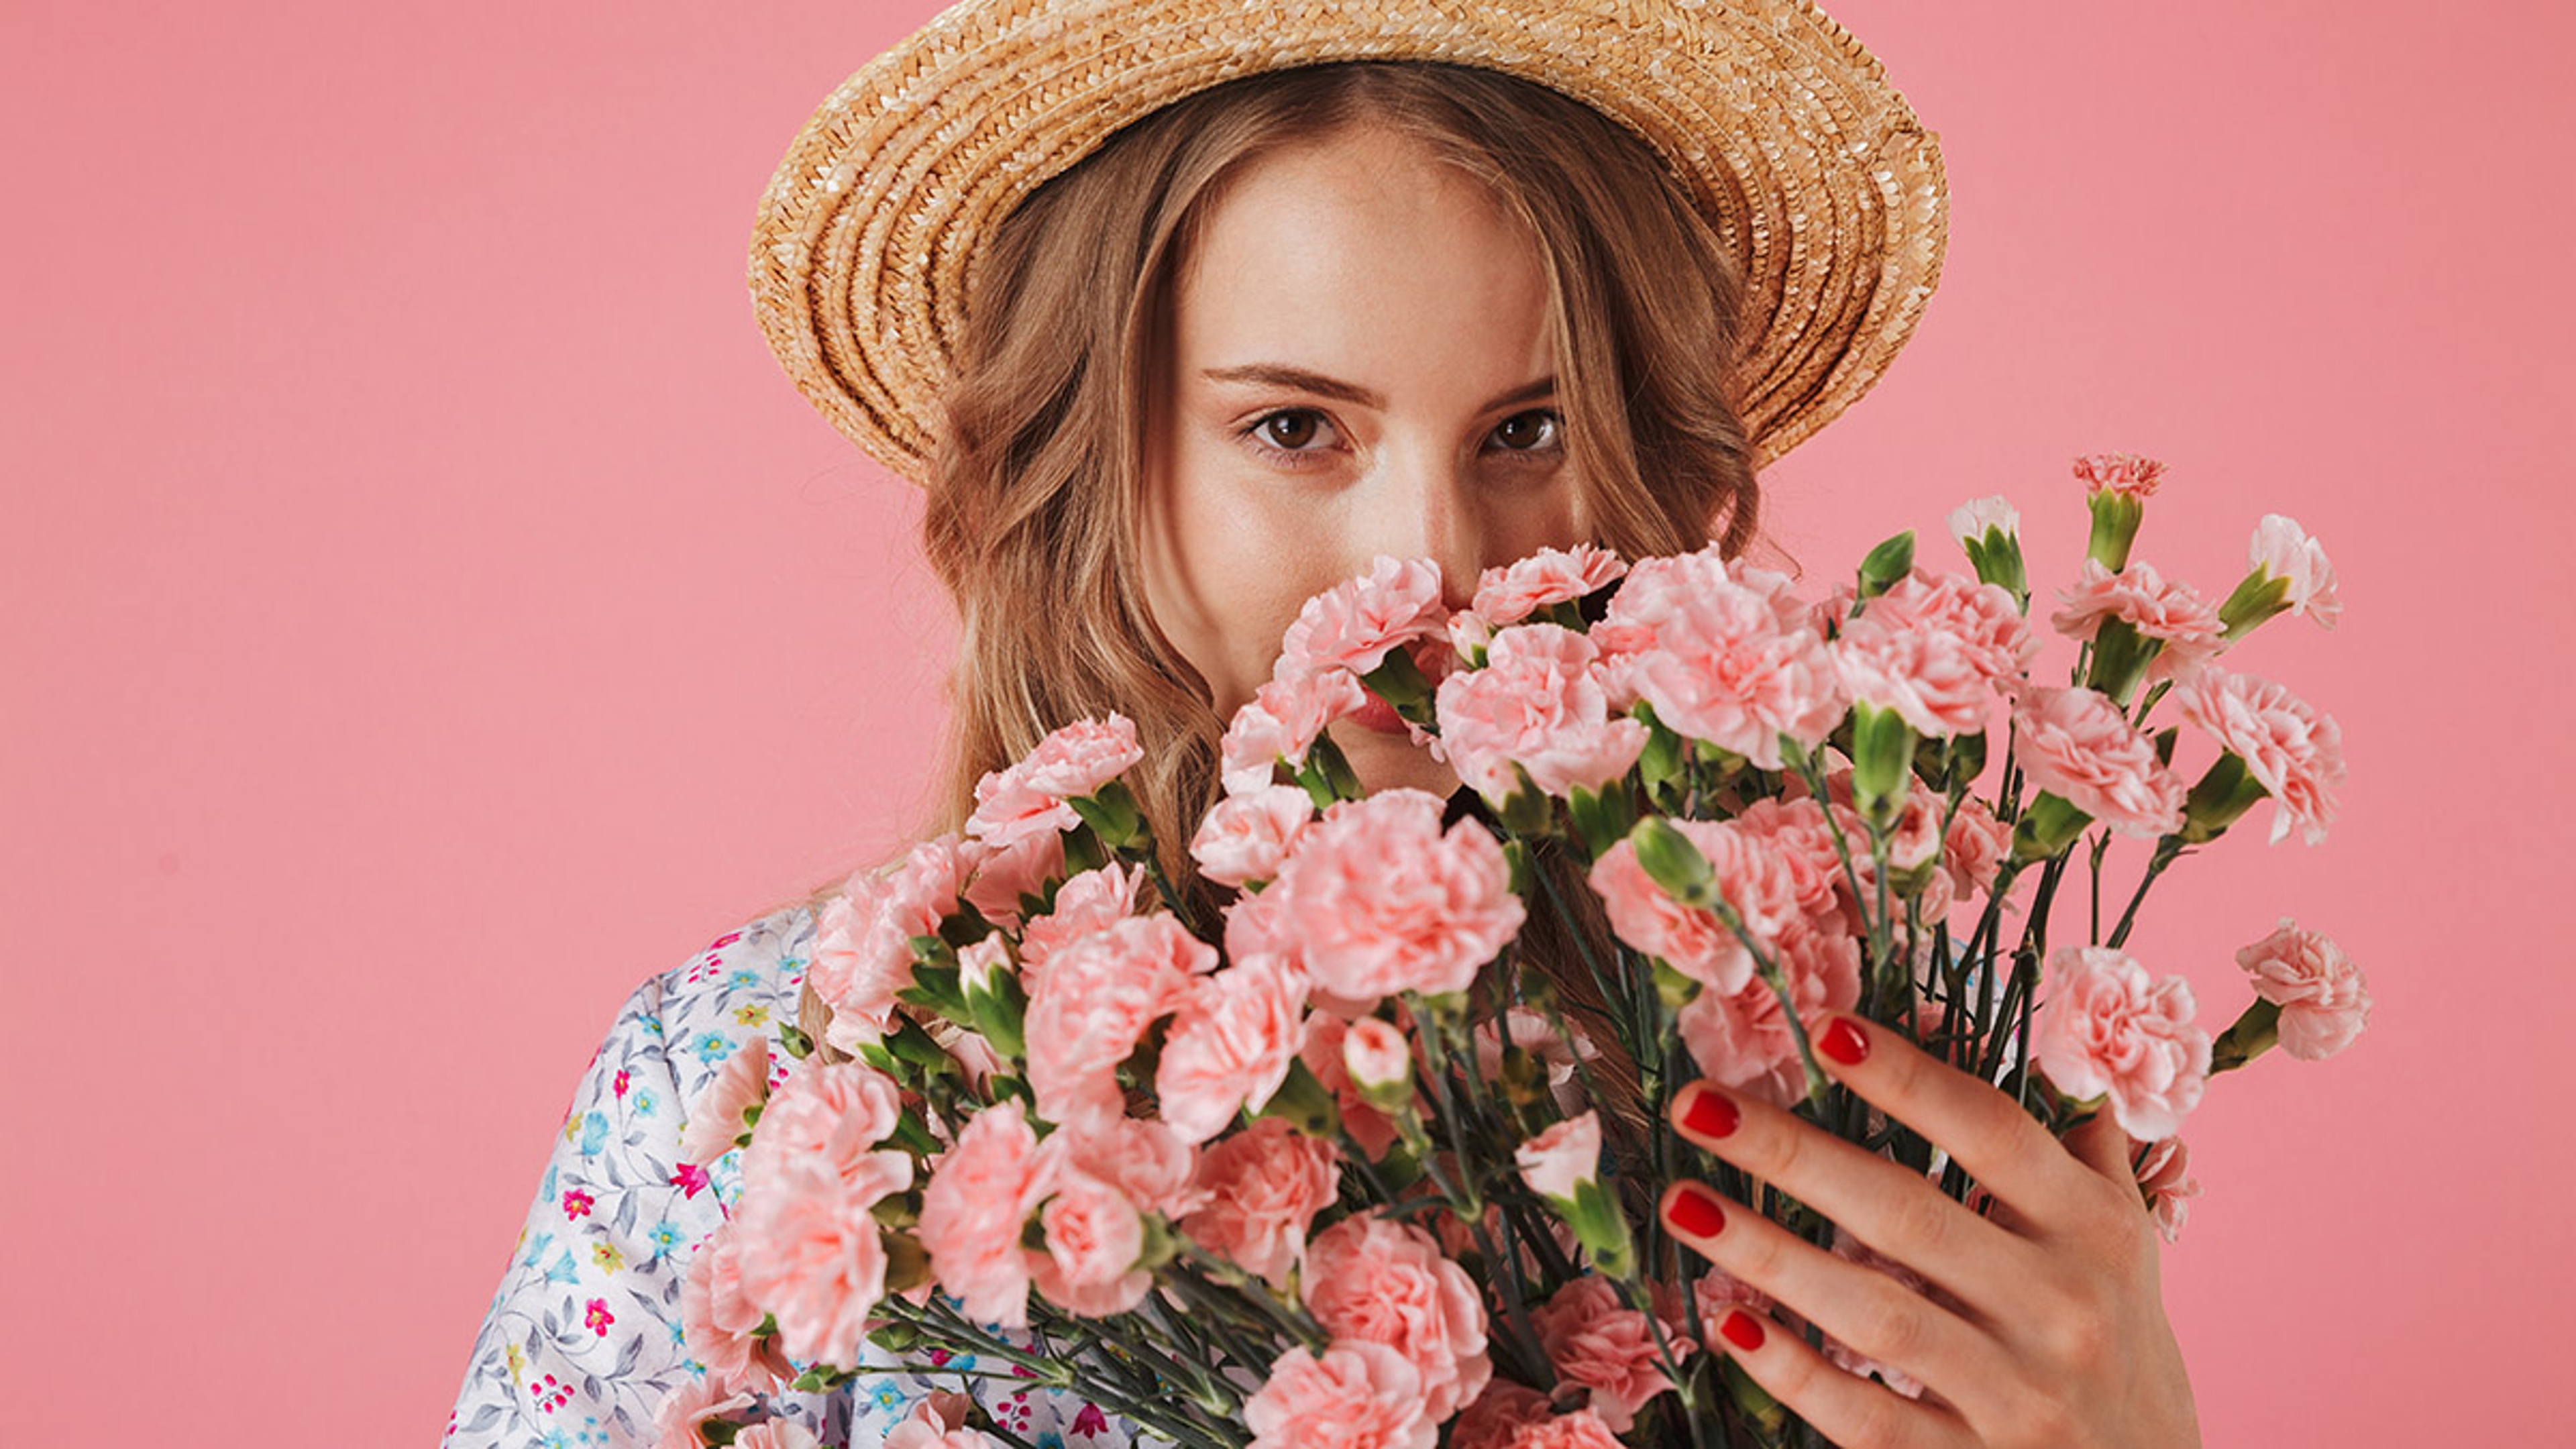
(1142, 123), (1585, 796)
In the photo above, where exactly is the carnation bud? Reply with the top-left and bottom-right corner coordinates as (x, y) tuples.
(956, 936), (1027, 1061)
(1629, 816), (1717, 911)
(1856, 530), (1916, 600)
(2075, 452), (2166, 572)
(1514, 1112), (1635, 1279)
(1945, 496), (2028, 606)
(1847, 700), (1915, 831)
(1341, 1017), (1415, 1112)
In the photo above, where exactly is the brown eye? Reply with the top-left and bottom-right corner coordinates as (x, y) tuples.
(1257, 411), (1324, 449)
(1492, 410), (1564, 453)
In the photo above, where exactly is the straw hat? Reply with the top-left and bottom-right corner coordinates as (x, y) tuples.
(748, 0), (1947, 487)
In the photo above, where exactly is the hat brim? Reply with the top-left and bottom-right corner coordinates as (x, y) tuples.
(749, 0), (1948, 487)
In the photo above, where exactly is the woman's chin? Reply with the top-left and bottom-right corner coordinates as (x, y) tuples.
(1329, 719), (1462, 800)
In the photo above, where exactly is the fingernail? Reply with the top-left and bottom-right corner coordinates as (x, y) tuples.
(1819, 1014), (1870, 1067)
(1664, 1183), (1728, 1238)
(1680, 1085), (1739, 1139)
(1719, 1309), (1767, 1352)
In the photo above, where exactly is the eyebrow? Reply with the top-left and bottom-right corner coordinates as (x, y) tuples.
(1198, 364), (1556, 415)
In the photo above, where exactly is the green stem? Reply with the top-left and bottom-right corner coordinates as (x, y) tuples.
(2105, 839), (2186, 951)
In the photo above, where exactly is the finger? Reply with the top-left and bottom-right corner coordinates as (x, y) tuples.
(1658, 1179), (2022, 1434)
(1800, 1010), (2104, 1230)
(1697, 1299), (1980, 1449)
(2060, 1107), (2134, 1185)
(1670, 1077), (2043, 1321)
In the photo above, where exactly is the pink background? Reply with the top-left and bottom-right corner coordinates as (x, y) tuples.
(5, 1), (2567, 1442)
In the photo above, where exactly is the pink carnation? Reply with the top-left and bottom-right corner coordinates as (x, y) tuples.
(916, 1098), (1055, 1330)
(1180, 1115), (1341, 1290)
(1835, 570), (2036, 738)
(1023, 914), (1214, 1128)
(1279, 554), (1451, 680)
(1513, 1111), (1601, 1204)
(1436, 623), (1648, 802)
(2247, 514), (2341, 629)
(739, 1058), (911, 1205)
(2009, 684), (2188, 838)
(1942, 796), (2010, 900)
(1807, 766), (1946, 881)
(965, 714), (1145, 852)
(650, 1376), (758, 1449)
(1270, 789), (1525, 1008)
(1472, 545), (1628, 625)
(732, 1153), (891, 1368)
(678, 1036), (771, 1165)
(1944, 495), (2020, 545)
(1303, 1212), (1493, 1424)
(1473, 1006), (1601, 1118)
(1676, 924), (1863, 1108)
(1046, 1114), (1207, 1220)
(1727, 796), (1846, 921)
(2031, 945), (2210, 1141)
(1505, 1411), (1626, 1449)
(1156, 955), (1310, 1144)
(808, 837), (970, 1049)
(1026, 1167), (1150, 1318)
(1221, 668), (1372, 796)
(679, 1222), (792, 1391)
(1527, 1274), (1690, 1432)
(1190, 786), (1317, 888)
(2133, 1134), (2203, 1245)
(882, 1391), (996, 1449)
(2049, 558), (2226, 683)
(2172, 667), (2347, 846)
(959, 828), (1065, 927)
(1016, 861), (1148, 980)
(1593, 549), (1847, 769)
(2073, 451), (2165, 499)
(1872, 568), (2039, 675)
(1244, 1340), (1438, 1449)
(1450, 1379), (1552, 1449)
(2234, 917), (2369, 1060)
(1587, 818), (1807, 996)
(1302, 1014), (1399, 1158)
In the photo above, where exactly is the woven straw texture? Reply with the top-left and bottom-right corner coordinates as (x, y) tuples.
(748, 0), (1948, 487)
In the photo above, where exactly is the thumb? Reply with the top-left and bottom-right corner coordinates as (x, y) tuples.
(2061, 1107), (2137, 1185)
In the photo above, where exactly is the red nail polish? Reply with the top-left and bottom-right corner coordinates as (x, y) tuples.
(1665, 1183), (1727, 1238)
(1681, 1086), (1739, 1139)
(1819, 1014), (1870, 1066)
(1720, 1309), (1767, 1352)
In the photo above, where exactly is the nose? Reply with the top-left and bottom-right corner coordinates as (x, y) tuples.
(1356, 439), (1487, 610)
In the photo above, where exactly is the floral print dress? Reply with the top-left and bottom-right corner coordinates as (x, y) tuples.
(443, 904), (1144, 1449)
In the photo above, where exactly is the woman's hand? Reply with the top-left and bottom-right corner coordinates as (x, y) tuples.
(1654, 1012), (2201, 1448)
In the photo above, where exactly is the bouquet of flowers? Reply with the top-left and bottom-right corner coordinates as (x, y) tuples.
(658, 453), (2367, 1449)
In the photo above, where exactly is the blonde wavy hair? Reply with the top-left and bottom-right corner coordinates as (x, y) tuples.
(772, 59), (1767, 1145)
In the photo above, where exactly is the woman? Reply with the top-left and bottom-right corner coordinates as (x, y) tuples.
(450, 5), (2200, 1446)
